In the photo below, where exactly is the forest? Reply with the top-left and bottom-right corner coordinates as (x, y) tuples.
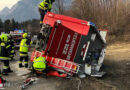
(0, 0), (129, 42)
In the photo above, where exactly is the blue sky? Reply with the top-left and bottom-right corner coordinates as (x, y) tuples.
(0, 0), (20, 11)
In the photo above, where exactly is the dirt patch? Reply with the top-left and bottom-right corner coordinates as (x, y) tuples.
(102, 43), (130, 90)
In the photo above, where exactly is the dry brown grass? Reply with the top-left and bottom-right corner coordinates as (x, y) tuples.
(106, 43), (130, 60)
(104, 42), (130, 90)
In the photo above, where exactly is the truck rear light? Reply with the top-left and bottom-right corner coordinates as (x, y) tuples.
(73, 66), (77, 70)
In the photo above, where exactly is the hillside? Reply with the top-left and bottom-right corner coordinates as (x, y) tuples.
(0, 0), (42, 22)
(0, 0), (72, 22)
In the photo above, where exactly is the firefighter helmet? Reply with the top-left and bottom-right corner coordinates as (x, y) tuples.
(23, 33), (28, 38)
(1, 34), (8, 42)
(33, 57), (46, 72)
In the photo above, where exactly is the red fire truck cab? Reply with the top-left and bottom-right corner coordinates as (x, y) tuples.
(10, 30), (24, 48)
(31, 12), (108, 78)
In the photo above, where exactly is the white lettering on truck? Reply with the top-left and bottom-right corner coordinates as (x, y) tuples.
(62, 44), (69, 55)
(66, 32), (78, 60)
(62, 33), (78, 60)
(62, 35), (71, 55)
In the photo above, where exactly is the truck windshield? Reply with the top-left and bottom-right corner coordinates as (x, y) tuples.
(35, 25), (52, 51)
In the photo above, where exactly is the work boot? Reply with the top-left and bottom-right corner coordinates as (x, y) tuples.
(2, 69), (8, 75)
(19, 64), (24, 68)
(7, 67), (13, 73)
(25, 64), (28, 68)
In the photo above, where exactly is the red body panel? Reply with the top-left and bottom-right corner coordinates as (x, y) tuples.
(45, 23), (81, 62)
(47, 71), (67, 78)
(43, 12), (90, 35)
(46, 56), (78, 73)
(31, 51), (79, 74)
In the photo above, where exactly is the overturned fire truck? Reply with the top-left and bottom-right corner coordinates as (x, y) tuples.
(30, 12), (108, 78)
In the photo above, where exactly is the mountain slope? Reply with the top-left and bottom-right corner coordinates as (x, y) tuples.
(0, 0), (42, 22)
(0, 7), (10, 16)
(0, 0), (71, 22)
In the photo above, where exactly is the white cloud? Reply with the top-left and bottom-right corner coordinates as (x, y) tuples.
(0, 0), (20, 11)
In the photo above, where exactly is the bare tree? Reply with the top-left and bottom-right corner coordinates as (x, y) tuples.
(71, 0), (129, 32)
(53, 0), (65, 14)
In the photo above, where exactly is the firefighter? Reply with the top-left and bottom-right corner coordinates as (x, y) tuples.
(0, 34), (12, 75)
(31, 57), (47, 76)
(19, 33), (31, 68)
(8, 34), (15, 61)
(38, 0), (55, 27)
(0, 36), (6, 83)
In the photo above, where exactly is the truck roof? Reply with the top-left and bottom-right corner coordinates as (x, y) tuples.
(43, 12), (90, 35)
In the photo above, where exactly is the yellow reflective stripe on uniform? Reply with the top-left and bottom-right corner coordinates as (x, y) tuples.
(24, 61), (28, 64)
(39, 5), (48, 10)
(11, 50), (14, 53)
(20, 53), (28, 56)
(39, 4), (44, 10)
(9, 55), (14, 58)
(3, 66), (8, 69)
(39, 0), (48, 10)
(10, 54), (14, 56)
(33, 61), (45, 63)
(0, 57), (10, 60)
(39, 0), (52, 10)
(34, 68), (45, 71)
(6, 45), (11, 48)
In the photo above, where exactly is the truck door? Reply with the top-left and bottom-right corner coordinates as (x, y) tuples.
(45, 22), (81, 62)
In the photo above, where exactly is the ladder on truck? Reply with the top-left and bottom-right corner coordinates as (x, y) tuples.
(50, 58), (80, 74)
